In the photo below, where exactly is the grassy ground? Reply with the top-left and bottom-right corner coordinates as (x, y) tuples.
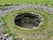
(0, 0), (53, 7)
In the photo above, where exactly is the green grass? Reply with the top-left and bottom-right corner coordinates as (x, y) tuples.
(0, 0), (53, 7)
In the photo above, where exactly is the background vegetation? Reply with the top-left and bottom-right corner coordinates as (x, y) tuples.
(0, 0), (53, 7)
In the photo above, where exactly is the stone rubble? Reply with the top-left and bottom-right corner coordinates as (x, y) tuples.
(0, 33), (13, 40)
(0, 21), (14, 40)
(0, 4), (53, 17)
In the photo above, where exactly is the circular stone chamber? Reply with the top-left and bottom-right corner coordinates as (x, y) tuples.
(14, 12), (43, 29)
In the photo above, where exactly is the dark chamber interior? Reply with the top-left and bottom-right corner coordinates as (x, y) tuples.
(14, 12), (42, 28)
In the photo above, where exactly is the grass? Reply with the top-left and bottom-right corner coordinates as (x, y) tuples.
(0, 0), (53, 7)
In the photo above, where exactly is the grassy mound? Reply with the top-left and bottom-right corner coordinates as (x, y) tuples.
(1, 8), (53, 40)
